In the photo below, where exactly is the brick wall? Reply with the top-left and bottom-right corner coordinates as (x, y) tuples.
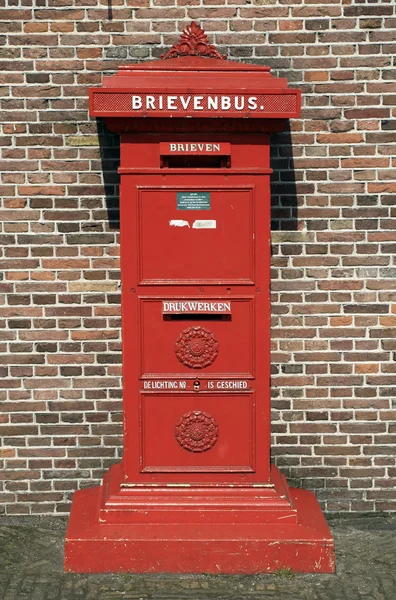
(1, 0), (396, 515)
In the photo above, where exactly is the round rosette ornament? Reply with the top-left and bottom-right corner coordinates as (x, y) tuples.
(175, 326), (219, 369)
(175, 410), (219, 453)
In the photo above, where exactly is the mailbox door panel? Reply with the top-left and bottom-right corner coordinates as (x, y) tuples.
(140, 392), (255, 473)
(139, 297), (254, 378)
(137, 185), (254, 284)
(121, 174), (268, 289)
(120, 171), (271, 484)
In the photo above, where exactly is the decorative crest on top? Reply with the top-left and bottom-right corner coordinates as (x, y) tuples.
(160, 22), (226, 61)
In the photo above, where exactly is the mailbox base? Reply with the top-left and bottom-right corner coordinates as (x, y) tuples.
(64, 468), (335, 574)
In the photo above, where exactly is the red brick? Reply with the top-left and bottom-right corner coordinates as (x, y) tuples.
(0, 3), (395, 517)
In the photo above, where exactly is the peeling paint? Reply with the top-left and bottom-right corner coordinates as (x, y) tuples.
(169, 219), (190, 228)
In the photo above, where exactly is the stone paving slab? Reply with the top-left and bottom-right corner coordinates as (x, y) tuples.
(1, 514), (396, 600)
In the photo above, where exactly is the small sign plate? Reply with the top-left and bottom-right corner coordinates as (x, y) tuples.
(177, 191), (210, 211)
(160, 142), (230, 155)
(141, 379), (249, 391)
(163, 301), (231, 314)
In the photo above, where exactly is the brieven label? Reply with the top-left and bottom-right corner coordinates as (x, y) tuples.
(160, 142), (230, 155)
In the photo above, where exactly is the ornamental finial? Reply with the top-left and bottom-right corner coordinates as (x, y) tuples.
(160, 22), (226, 60)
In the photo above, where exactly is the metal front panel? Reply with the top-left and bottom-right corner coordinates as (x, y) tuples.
(120, 136), (271, 485)
(136, 185), (255, 285)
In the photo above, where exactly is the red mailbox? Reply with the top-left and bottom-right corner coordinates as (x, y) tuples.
(65, 23), (335, 574)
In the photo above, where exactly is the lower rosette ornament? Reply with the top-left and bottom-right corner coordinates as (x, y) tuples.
(175, 411), (219, 453)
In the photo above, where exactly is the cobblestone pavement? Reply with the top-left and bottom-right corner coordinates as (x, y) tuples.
(1, 514), (396, 600)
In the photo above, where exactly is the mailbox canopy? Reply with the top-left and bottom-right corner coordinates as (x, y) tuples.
(89, 23), (300, 121)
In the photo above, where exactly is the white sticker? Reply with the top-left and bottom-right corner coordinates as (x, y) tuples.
(192, 220), (216, 229)
(169, 219), (190, 228)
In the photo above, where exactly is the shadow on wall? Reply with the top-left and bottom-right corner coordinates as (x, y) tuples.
(97, 117), (299, 232)
(97, 118), (121, 229)
(270, 122), (299, 232)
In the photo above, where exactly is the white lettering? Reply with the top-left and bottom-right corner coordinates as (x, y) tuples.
(142, 380), (188, 390)
(167, 96), (177, 110)
(180, 95), (191, 110)
(194, 96), (204, 110)
(132, 95), (142, 110)
(207, 96), (218, 110)
(162, 142), (227, 155)
(235, 96), (245, 111)
(221, 96), (231, 110)
(216, 380), (248, 389)
(163, 301), (232, 313)
(248, 96), (257, 110)
(132, 95), (261, 114)
(146, 95), (155, 110)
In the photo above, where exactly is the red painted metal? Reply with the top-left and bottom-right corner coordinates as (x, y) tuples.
(65, 480), (335, 574)
(88, 43), (301, 120)
(160, 22), (226, 60)
(65, 23), (335, 574)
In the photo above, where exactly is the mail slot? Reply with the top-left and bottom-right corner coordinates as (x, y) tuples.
(65, 22), (334, 575)
(139, 297), (255, 378)
(160, 142), (231, 168)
